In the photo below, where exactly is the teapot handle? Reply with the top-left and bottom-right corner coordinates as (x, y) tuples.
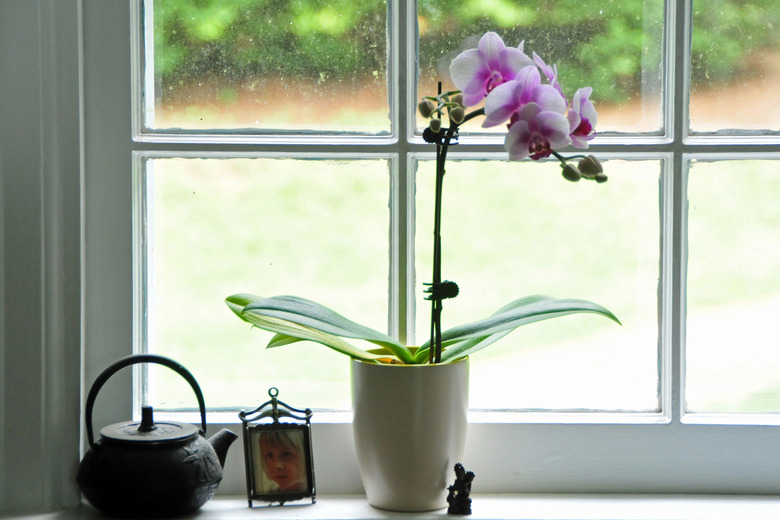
(85, 354), (208, 447)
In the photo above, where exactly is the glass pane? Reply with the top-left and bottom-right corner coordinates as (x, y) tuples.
(417, 0), (664, 134)
(142, 157), (391, 411)
(146, 0), (389, 133)
(415, 159), (661, 411)
(686, 160), (780, 412)
(690, 1), (780, 132)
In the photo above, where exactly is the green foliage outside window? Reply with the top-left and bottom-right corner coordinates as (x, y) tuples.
(153, 0), (779, 105)
(153, 0), (386, 87)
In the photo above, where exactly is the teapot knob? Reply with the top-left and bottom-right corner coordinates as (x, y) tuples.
(137, 406), (157, 433)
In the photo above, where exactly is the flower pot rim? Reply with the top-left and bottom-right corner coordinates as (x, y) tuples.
(351, 357), (469, 368)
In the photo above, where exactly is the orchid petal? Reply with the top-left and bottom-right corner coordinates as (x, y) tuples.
(518, 101), (543, 121)
(574, 87), (598, 125)
(505, 120), (532, 160)
(482, 67), (542, 127)
(503, 103), (571, 161)
(504, 103), (542, 159)
(568, 110), (582, 133)
(450, 50), (485, 93)
(537, 111), (573, 148)
(477, 31), (507, 64)
(502, 47), (535, 74)
(534, 84), (567, 114)
(513, 65), (541, 93)
(532, 52), (553, 80)
(533, 51), (567, 103)
(482, 80), (523, 127)
(449, 33), (535, 107)
(568, 87), (598, 148)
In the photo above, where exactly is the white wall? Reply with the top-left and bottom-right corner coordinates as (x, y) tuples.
(0, 0), (83, 513)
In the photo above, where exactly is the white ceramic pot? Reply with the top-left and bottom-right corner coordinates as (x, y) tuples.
(351, 357), (469, 512)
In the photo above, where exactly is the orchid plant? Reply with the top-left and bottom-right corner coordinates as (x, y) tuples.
(226, 32), (619, 365)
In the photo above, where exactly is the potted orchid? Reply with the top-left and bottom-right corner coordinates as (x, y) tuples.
(227, 32), (619, 512)
(226, 31), (618, 366)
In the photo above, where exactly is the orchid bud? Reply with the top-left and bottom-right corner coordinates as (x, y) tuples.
(578, 155), (603, 177)
(595, 173), (608, 183)
(418, 99), (435, 118)
(451, 94), (464, 107)
(449, 106), (465, 124)
(429, 118), (442, 133)
(561, 163), (582, 182)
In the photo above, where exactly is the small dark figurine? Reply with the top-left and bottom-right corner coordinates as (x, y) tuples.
(446, 463), (475, 515)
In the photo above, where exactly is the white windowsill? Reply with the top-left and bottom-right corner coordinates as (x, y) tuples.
(10, 494), (780, 520)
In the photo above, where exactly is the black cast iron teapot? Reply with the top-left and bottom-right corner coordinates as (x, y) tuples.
(77, 354), (237, 518)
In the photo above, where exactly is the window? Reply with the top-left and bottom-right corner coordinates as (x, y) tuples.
(81, 0), (780, 495)
(139, 0), (664, 413)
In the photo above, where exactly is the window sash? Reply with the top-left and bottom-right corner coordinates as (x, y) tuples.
(123, 0), (780, 424)
(76, 0), (780, 498)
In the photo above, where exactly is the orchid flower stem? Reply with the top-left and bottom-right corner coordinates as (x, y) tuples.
(428, 104), (484, 364)
(429, 126), (459, 364)
(551, 150), (567, 164)
(551, 150), (589, 165)
(461, 107), (485, 125)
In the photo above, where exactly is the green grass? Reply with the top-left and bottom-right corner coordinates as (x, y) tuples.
(144, 153), (780, 413)
(149, 158), (390, 410)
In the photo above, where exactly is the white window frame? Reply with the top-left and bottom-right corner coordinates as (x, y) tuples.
(4, 0), (777, 509)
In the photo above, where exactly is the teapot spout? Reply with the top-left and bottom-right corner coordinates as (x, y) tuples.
(208, 429), (238, 468)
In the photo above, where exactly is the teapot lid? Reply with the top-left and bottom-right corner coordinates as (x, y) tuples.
(100, 406), (199, 445)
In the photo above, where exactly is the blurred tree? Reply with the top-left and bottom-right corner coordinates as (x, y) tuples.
(152, 0), (780, 105)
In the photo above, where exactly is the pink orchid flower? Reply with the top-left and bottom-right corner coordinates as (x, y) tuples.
(482, 65), (567, 128)
(504, 102), (572, 161)
(532, 52), (566, 104)
(567, 87), (598, 148)
(449, 31), (534, 107)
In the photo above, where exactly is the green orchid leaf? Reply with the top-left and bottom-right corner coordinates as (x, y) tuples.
(417, 295), (620, 363)
(226, 294), (413, 364)
(228, 293), (618, 365)
(439, 329), (515, 364)
(413, 328), (514, 364)
(267, 333), (402, 360)
(240, 295), (414, 364)
(267, 333), (305, 348)
(227, 296), (387, 362)
(412, 328), (515, 364)
(225, 293), (261, 317)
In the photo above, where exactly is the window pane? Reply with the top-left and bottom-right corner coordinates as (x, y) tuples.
(417, 0), (664, 134)
(141, 157), (391, 411)
(690, 1), (780, 132)
(146, 0), (389, 133)
(415, 159), (661, 411)
(686, 160), (780, 412)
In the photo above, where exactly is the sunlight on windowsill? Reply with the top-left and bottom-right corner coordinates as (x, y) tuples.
(12, 495), (780, 520)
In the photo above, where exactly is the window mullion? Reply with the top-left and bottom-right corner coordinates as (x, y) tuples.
(669, 0), (693, 423)
(392, 0), (417, 344)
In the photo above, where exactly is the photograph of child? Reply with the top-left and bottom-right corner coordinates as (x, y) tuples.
(253, 429), (309, 494)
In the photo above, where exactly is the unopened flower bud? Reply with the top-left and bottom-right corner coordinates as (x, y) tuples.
(595, 173), (608, 183)
(449, 106), (465, 124)
(429, 118), (442, 133)
(561, 163), (582, 182)
(578, 155), (603, 177)
(418, 99), (435, 118)
(452, 94), (464, 107)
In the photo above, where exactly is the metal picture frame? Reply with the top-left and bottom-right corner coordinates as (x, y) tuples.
(239, 388), (316, 506)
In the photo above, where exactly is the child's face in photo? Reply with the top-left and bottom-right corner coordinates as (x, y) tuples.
(259, 435), (305, 492)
